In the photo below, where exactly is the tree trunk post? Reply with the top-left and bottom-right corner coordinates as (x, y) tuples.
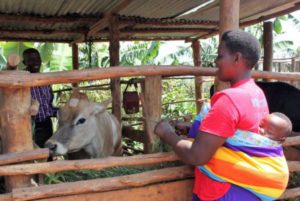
(192, 40), (203, 113)
(0, 71), (33, 192)
(72, 43), (79, 87)
(142, 76), (162, 153)
(214, 0), (240, 92)
(263, 21), (273, 81)
(109, 15), (121, 122)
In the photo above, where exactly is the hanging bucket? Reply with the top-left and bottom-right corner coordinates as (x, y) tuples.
(123, 79), (139, 114)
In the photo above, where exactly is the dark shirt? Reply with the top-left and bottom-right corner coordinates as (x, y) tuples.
(31, 85), (57, 122)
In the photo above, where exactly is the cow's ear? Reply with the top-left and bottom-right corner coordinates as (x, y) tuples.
(92, 98), (111, 114)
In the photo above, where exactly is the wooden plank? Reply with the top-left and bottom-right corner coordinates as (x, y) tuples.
(37, 179), (194, 201)
(263, 21), (273, 82)
(73, 0), (133, 43)
(214, 0), (240, 93)
(0, 152), (180, 176)
(0, 193), (12, 201)
(190, 4), (300, 41)
(192, 40), (203, 113)
(2, 66), (300, 88)
(279, 187), (300, 199)
(122, 127), (145, 143)
(109, 15), (122, 122)
(142, 76), (162, 153)
(283, 136), (300, 147)
(287, 161), (300, 172)
(0, 148), (49, 166)
(0, 71), (33, 191)
(12, 166), (194, 201)
(72, 44), (79, 87)
(0, 14), (98, 24)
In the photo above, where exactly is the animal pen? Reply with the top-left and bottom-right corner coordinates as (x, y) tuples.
(0, 0), (299, 200)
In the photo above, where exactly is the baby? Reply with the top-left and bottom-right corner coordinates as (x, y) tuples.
(259, 112), (292, 143)
(185, 108), (292, 144)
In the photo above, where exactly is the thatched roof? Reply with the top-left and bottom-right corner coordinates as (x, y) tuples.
(0, 0), (298, 43)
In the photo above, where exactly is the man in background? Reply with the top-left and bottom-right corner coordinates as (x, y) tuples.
(23, 48), (57, 148)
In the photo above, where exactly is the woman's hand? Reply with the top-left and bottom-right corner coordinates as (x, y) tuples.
(154, 120), (175, 139)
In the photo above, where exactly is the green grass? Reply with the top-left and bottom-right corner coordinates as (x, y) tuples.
(44, 161), (182, 184)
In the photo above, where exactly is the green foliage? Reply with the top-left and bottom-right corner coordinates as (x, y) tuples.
(120, 41), (160, 65)
(38, 43), (55, 65)
(273, 18), (283, 34)
(201, 37), (218, 67)
(45, 162), (181, 184)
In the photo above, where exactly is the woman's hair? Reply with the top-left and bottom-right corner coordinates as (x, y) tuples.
(221, 30), (261, 69)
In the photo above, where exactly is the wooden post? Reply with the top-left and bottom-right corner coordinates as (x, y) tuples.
(291, 58), (297, 85)
(214, 0), (240, 92)
(192, 40), (202, 113)
(291, 58), (296, 72)
(109, 15), (121, 122)
(0, 71), (33, 191)
(142, 76), (162, 153)
(263, 21), (273, 81)
(72, 44), (79, 87)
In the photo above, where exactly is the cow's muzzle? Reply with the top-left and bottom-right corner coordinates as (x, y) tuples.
(45, 141), (57, 154)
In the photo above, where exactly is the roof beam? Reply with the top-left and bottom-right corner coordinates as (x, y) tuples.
(0, 13), (99, 24)
(72, 0), (133, 44)
(118, 16), (219, 26)
(0, 29), (86, 38)
(120, 28), (214, 34)
(185, 3), (300, 41)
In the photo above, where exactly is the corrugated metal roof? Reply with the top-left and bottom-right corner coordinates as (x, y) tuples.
(0, 0), (297, 43)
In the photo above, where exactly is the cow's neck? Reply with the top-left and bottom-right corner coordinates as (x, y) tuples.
(84, 136), (101, 158)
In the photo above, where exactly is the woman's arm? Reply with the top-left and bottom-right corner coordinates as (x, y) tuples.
(155, 121), (226, 166)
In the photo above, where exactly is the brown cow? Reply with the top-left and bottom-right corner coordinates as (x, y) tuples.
(45, 92), (122, 159)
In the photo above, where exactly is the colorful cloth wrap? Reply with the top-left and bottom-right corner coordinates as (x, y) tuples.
(188, 102), (289, 201)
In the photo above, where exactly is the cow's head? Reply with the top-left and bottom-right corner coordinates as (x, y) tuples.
(45, 92), (111, 156)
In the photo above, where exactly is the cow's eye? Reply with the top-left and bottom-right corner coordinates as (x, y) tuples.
(76, 118), (86, 125)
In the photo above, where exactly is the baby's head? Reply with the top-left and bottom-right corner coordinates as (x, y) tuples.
(259, 113), (292, 143)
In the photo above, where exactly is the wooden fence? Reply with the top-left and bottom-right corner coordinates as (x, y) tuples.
(1, 66), (300, 200)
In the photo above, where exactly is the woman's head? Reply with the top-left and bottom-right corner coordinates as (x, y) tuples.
(215, 30), (261, 82)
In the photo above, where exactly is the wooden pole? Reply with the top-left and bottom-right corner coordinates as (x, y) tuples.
(142, 76), (162, 153)
(214, 0), (240, 92)
(72, 44), (79, 87)
(263, 21), (273, 81)
(280, 187), (300, 199)
(3, 66), (300, 88)
(192, 40), (202, 113)
(291, 58), (296, 72)
(12, 166), (193, 201)
(0, 148), (49, 166)
(0, 152), (180, 176)
(0, 71), (33, 191)
(109, 15), (122, 122)
(291, 58), (297, 85)
(0, 194), (12, 201)
(38, 179), (194, 201)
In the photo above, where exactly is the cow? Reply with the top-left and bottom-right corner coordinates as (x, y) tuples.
(210, 81), (300, 132)
(45, 91), (122, 159)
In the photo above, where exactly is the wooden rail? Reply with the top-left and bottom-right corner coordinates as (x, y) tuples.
(11, 166), (193, 201)
(283, 136), (300, 147)
(0, 152), (180, 176)
(0, 148), (49, 166)
(2, 66), (300, 88)
(0, 150), (299, 176)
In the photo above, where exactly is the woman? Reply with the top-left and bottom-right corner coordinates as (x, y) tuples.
(154, 30), (288, 201)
